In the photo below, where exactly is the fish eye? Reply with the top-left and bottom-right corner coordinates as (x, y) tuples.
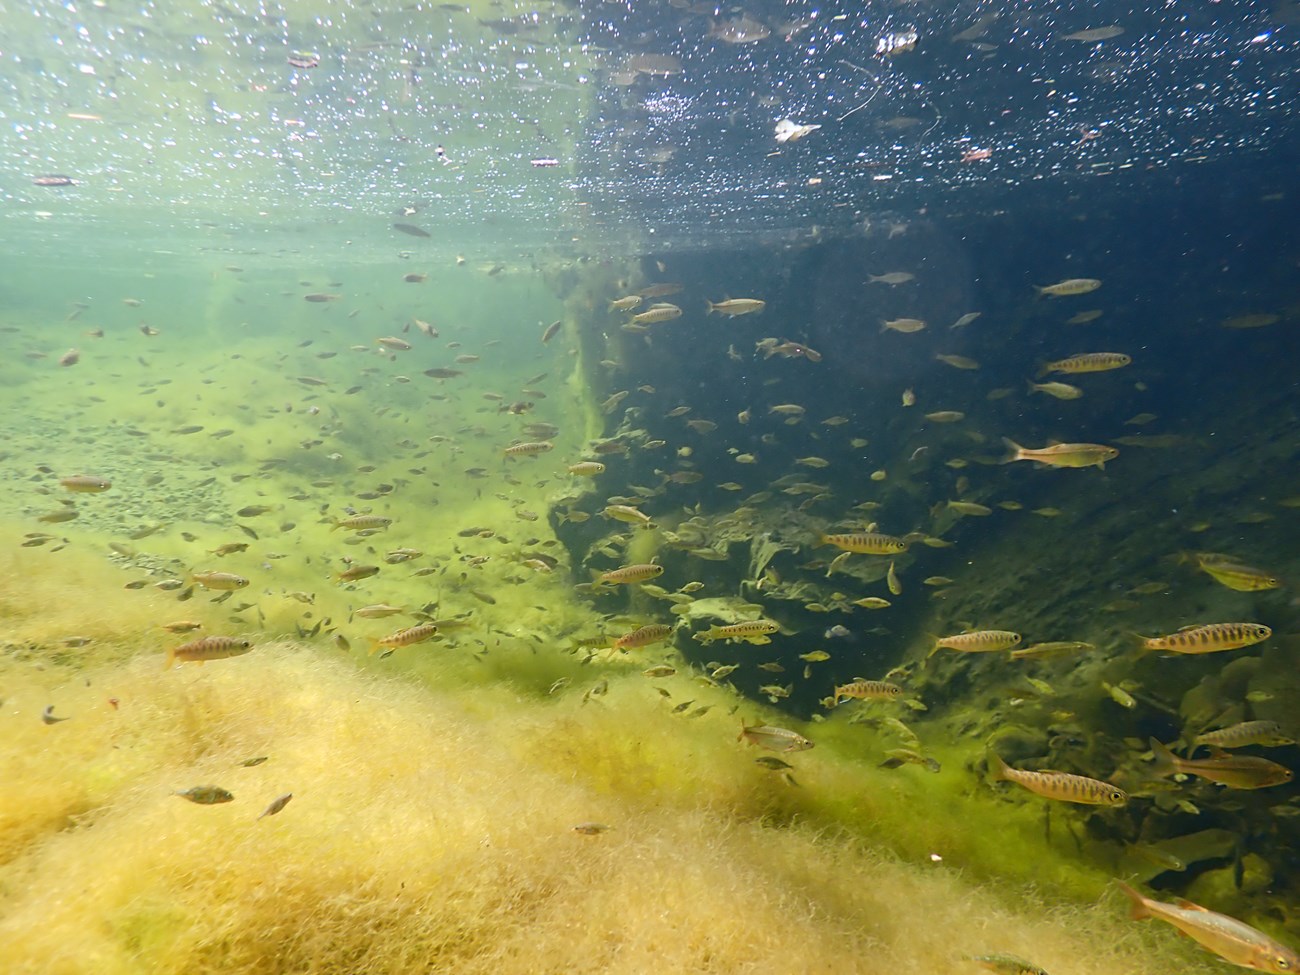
(1111, 791), (1126, 802)
(1276, 958), (1291, 971)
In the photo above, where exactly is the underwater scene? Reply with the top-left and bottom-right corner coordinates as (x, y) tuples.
(2, 0), (1300, 973)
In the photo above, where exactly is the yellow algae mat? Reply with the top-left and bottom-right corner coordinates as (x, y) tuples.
(1, 637), (1221, 975)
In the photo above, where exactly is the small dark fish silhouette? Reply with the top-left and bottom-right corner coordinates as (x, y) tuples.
(258, 793), (293, 820)
(174, 785), (235, 805)
(41, 705), (69, 724)
(393, 222), (431, 238)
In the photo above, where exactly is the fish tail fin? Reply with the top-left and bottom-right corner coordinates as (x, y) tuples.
(694, 628), (716, 645)
(1148, 738), (1178, 778)
(1129, 631), (1157, 652)
(737, 718), (751, 742)
(1033, 284), (1049, 299)
(988, 752), (1011, 783)
(705, 301), (716, 316)
(1114, 881), (1152, 921)
(815, 534), (830, 547)
(925, 632), (943, 658)
(1025, 380), (1040, 394)
(1033, 360), (1051, 378)
(164, 646), (176, 670)
(329, 521), (342, 532)
(366, 638), (383, 657)
(999, 437), (1025, 464)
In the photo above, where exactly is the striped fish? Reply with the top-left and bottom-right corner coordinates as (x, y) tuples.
(695, 620), (779, 645)
(1194, 720), (1294, 750)
(595, 563), (664, 587)
(1140, 622), (1270, 654)
(503, 441), (554, 457)
(833, 679), (903, 705)
(612, 624), (673, 651)
(816, 531), (908, 555)
(1039, 351), (1131, 374)
(368, 623), (439, 656)
(166, 636), (253, 669)
(931, 629), (1021, 656)
(990, 753), (1127, 805)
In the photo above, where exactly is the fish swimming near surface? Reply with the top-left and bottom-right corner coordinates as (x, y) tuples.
(1115, 881), (1300, 972)
(612, 624), (674, 651)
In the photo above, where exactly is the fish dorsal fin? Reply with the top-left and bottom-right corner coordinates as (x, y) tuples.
(1177, 624), (1202, 632)
(1207, 747), (1232, 759)
(1046, 439), (1062, 446)
(1175, 898), (1211, 912)
(852, 676), (870, 682)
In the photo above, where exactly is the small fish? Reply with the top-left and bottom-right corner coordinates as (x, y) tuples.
(595, 563), (664, 587)
(1038, 352), (1131, 375)
(1115, 881), (1300, 972)
(165, 636), (253, 669)
(1194, 721), (1295, 750)
(336, 564), (381, 583)
(602, 504), (655, 528)
(886, 560), (903, 596)
(612, 624), (674, 651)
(393, 222), (431, 237)
(817, 532), (908, 555)
(823, 624), (852, 640)
(799, 650), (831, 662)
(932, 630), (1021, 655)
(540, 319), (563, 343)
(504, 441), (554, 457)
(1061, 26), (1124, 42)
(332, 514), (393, 532)
(739, 719), (814, 752)
(160, 620), (204, 634)
(1001, 438), (1117, 470)
(258, 793), (293, 820)
(946, 501), (992, 516)
(353, 604), (406, 619)
(881, 317), (926, 333)
(609, 296), (643, 312)
(303, 293), (341, 302)
(924, 410), (965, 423)
(642, 665), (677, 678)
(192, 571), (250, 591)
(1027, 380), (1083, 400)
(695, 619), (780, 645)
(833, 680), (903, 705)
(706, 298), (766, 317)
(1066, 308), (1104, 324)
(59, 475), (111, 493)
(41, 705), (69, 724)
(1035, 278), (1102, 297)
(951, 312), (982, 329)
(1189, 553), (1281, 592)
(853, 597), (891, 609)
(935, 353), (980, 370)
(990, 754), (1126, 805)
(572, 822), (612, 835)
(368, 623), (439, 655)
(965, 953), (1049, 975)
(1010, 641), (1093, 660)
(869, 271), (915, 285)
(1149, 738), (1292, 789)
(174, 785), (235, 805)
(1138, 622), (1270, 654)
(630, 303), (683, 325)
